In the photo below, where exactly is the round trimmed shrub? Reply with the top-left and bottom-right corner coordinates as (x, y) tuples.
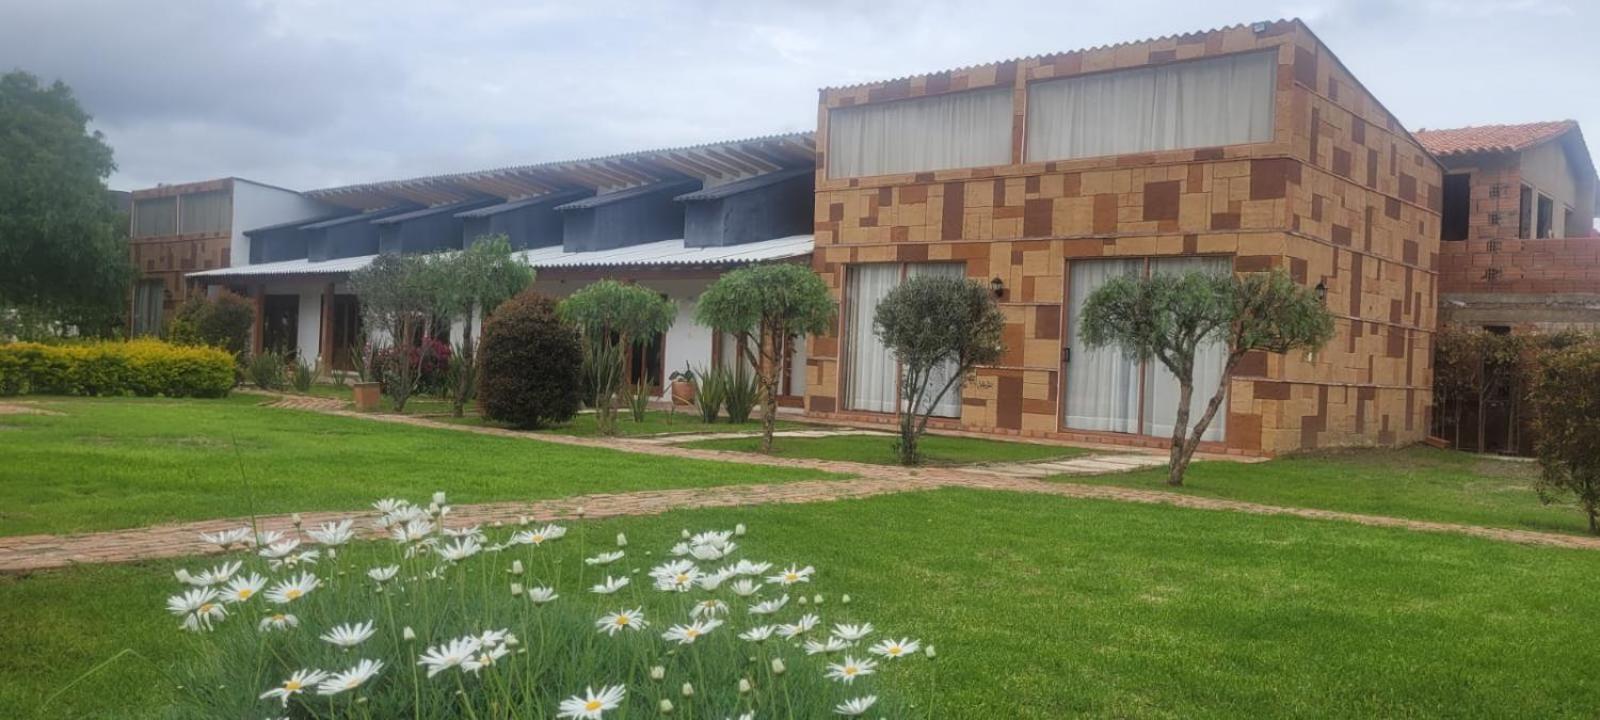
(479, 290), (583, 428)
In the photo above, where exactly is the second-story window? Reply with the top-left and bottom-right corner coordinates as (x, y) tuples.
(1025, 51), (1276, 162)
(827, 86), (1013, 178)
(132, 196), (177, 238)
(179, 189), (231, 234)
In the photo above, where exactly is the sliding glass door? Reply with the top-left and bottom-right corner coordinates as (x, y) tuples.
(1063, 256), (1228, 442)
(845, 262), (966, 418)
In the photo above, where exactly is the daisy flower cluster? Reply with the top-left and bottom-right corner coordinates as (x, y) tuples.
(165, 493), (932, 718)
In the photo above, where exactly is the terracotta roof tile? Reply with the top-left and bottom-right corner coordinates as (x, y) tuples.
(1414, 121), (1576, 157)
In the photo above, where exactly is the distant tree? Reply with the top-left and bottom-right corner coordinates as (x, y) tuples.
(349, 253), (437, 411)
(872, 275), (1004, 465)
(0, 71), (132, 338)
(696, 263), (836, 453)
(479, 290), (583, 429)
(433, 235), (535, 417)
(1530, 341), (1600, 534)
(1081, 269), (1334, 486)
(559, 280), (676, 435)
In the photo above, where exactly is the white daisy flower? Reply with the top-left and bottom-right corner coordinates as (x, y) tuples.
(557, 684), (625, 719)
(307, 519), (356, 546)
(688, 542), (735, 561)
(730, 560), (772, 576)
(166, 587), (226, 632)
(595, 608), (647, 636)
(689, 530), (734, 548)
(833, 695), (878, 716)
(510, 524), (566, 546)
(766, 564), (814, 586)
(748, 595), (789, 615)
(585, 551), (625, 566)
(194, 560), (243, 586)
(367, 565), (399, 583)
(868, 637), (921, 659)
(265, 572), (321, 604)
(527, 586), (559, 604)
(258, 613), (299, 632)
(442, 524), (482, 538)
(728, 578), (763, 597)
(805, 636), (851, 655)
(476, 628), (510, 647)
(738, 625), (778, 642)
(391, 518), (433, 543)
(255, 530), (285, 546)
(824, 656), (877, 684)
(320, 620), (376, 648)
(690, 599), (728, 619)
(220, 573), (266, 603)
(269, 549), (319, 570)
(668, 542), (691, 557)
(198, 527), (252, 549)
(695, 567), (735, 590)
(258, 538), (302, 559)
(258, 668), (328, 707)
(437, 536), (483, 562)
(462, 643), (509, 673)
(649, 560), (701, 592)
(417, 636), (482, 678)
(661, 618), (723, 645)
(316, 658), (382, 695)
(831, 622), (874, 642)
(776, 613), (819, 639)
(372, 498), (410, 514)
(590, 575), (630, 594)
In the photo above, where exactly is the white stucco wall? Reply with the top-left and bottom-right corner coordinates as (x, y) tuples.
(533, 275), (716, 400)
(252, 277), (353, 366)
(230, 180), (341, 267)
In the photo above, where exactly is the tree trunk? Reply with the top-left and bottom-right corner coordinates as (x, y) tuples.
(1166, 380), (1194, 486)
(758, 325), (780, 454)
(452, 327), (473, 419)
(1173, 356), (1240, 486)
(1476, 392), (1488, 454)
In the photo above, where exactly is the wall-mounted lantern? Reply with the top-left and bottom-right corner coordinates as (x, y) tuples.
(1314, 280), (1328, 305)
(990, 277), (1006, 299)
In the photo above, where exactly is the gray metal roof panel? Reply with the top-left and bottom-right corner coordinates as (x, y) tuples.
(674, 167), (813, 202)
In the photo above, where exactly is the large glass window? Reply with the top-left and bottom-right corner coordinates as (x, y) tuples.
(132, 280), (165, 336)
(844, 262), (966, 417)
(132, 197), (177, 238)
(1064, 256), (1228, 442)
(1025, 51), (1276, 162)
(827, 87), (1013, 178)
(179, 189), (231, 234)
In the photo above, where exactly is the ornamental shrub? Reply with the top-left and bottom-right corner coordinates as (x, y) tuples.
(167, 290), (253, 360)
(247, 351), (287, 391)
(1530, 340), (1600, 533)
(479, 291), (583, 428)
(0, 340), (233, 397)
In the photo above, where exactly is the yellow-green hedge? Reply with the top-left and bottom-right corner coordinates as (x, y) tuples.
(0, 339), (234, 398)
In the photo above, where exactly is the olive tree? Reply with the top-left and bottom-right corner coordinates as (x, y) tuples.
(697, 263), (836, 453)
(349, 253), (437, 412)
(558, 280), (676, 435)
(873, 275), (1005, 465)
(1081, 268), (1334, 486)
(1530, 340), (1600, 534)
(434, 235), (535, 417)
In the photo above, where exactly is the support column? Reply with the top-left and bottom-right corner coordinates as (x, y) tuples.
(319, 282), (336, 377)
(251, 284), (265, 355)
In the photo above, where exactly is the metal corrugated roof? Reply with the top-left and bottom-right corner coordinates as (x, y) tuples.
(553, 180), (699, 211)
(674, 167), (812, 202)
(188, 235), (814, 280)
(243, 212), (355, 236)
(372, 198), (496, 225)
(455, 190), (591, 218)
(301, 206), (415, 230)
(188, 254), (380, 279)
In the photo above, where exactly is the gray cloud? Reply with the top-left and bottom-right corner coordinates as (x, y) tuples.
(1, 0), (1594, 191)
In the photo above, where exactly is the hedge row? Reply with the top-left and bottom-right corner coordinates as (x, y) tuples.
(0, 340), (235, 398)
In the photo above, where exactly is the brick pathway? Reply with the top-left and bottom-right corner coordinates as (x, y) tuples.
(4, 395), (1598, 573)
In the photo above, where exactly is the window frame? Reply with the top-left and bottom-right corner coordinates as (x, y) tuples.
(840, 260), (968, 417)
(825, 85), (1015, 180)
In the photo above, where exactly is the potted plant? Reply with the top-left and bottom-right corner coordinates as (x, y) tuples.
(350, 342), (383, 412)
(669, 364), (697, 406)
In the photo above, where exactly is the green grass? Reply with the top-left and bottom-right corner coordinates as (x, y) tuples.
(445, 409), (806, 438)
(5, 488), (1600, 718)
(1058, 446), (1592, 535)
(0, 396), (835, 537)
(682, 432), (1089, 466)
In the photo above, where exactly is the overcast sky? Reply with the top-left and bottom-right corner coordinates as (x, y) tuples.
(2, 0), (1594, 192)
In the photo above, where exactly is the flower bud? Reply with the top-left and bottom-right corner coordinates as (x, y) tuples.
(510, 583), (523, 596)
(402, 626), (416, 641)
(616, 533), (628, 547)
(519, 515), (530, 526)
(797, 596), (808, 606)
(841, 594), (852, 605)
(770, 658), (786, 675)
(510, 560), (524, 575)
(680, 682), (694, 697)
(738, 678), (752, 694)
(813, 594), (824, 605)
(649, 666), (665, 681)
(734, 523), (747, 536)
(658, 699), (674, 714)
(681, 529), (691, 539)
(432, 491), (448, 505)
(925, 644), (937, 659)
(291, 513), (303, 527)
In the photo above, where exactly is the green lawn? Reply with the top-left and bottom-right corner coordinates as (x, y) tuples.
(446, 408), (806, 438)
(0, 396), (835, 537)
(1058, 446), (1592, 535)
(5, 488), (1599, 718)
(682, 432), (1089, 465)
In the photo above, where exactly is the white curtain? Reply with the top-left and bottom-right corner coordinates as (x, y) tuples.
(132, 281), (164, 336)
(133, 197), (177, 238)
(1143, 256), (1230, 442)
(846, 265), (901, 413)
(905, 262), (967, 418)
(828, 87), (1013, 178)
(1026, 51), (1275, 162)
(179, 190), (231, 234)
(1065, 259), (1143, 432)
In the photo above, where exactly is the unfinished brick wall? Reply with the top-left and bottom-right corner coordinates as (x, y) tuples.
(805, 20), (1440, 455)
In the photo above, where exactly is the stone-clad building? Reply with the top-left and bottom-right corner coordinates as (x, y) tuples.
(801, 20), (1442, 455)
